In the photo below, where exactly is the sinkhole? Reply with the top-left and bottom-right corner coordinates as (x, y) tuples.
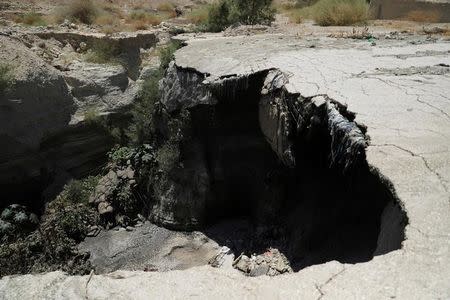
(0, 67), (409, 276)
(171, 69), (409, 272)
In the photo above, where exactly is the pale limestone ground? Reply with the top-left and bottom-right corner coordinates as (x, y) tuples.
(1, 28), (450, 300)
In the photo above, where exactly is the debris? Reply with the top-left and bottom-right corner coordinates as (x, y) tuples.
(231, 248), (293, 277)
(209, 246), (232, 268)
(423, 26), (445, 35)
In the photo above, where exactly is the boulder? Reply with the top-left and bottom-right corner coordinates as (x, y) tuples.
(0, 35), (75, 150)
(159, 62), (215, 112)
(64, 61), (139, 122)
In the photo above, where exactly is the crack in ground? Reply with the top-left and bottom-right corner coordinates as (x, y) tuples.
(315, 265), (347, 300)
(361, 76), (450, 121)
(84, 270), (94, 300)
(372, 143), (450, 198)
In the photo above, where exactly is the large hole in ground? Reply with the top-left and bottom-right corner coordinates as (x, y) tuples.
(184, 73), (408, 273)
(66, 71), (408, 276)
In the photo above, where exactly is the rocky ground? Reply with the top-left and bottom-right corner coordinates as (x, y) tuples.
(0, 1), (449, 298)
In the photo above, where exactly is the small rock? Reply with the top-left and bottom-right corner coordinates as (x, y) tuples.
(29, 213), (39, 224)
(79, 42), (87, 51)
(137, 214), (146, 222)
(125, 226), (134, 232)
(234, 255), (249, 273)
(312, 95), (326, 108)
(209, 246), (232, 268)
(98, 202), (113, 215)
(267, 267), (279, 276)
(249, 264), (269, 277)
(274, 259), (288, 273)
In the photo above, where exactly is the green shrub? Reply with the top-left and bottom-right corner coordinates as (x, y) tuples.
(108, 146), (135, 165)
(156, 143), (181, 173)
(128, 9), (163, 26)
(0, 64), (13, 96)
(127, 71), (162, 144)
(155, 109), (191, 173)
(0, 187), (98, 276)
(85, 40), (121, 64)
(159, 40), (183, 71)
(15, 12), (47, 26)
(59, 176), (100, 205)
(104, 145), (156, 218)
(127, 41), (182, 144)
(206, 1), (232, 32)
(203, 0), (275, 32)
(308, 0), (369, 26)
(230, 0), (275, 25)
(58, 0), (99, 24)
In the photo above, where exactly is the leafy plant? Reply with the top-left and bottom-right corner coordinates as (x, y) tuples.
(108, 146), (135, 165)
(230, 0), (276, 25)
(58, 176), (100, 205)
(127, 70), (162, 144)
(205, 0), (232, 32)
(159, 40), (183, 71)
(0, 64), (14, 96)
(0, 192), (97, 276)
(201, 0), (275, 32)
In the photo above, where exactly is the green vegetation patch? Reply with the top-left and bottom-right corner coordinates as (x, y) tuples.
(0, 64), (14, 96)
(307, 0), (370, 26)
(85, 40), (122, 64)
(14, 12), (47, 26)
(194, 0), (276, 32)
(0, 177), (100, 276)
(56, 0), (99, 24)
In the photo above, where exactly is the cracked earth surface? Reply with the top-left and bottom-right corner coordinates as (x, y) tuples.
(1, 33), (449, 299)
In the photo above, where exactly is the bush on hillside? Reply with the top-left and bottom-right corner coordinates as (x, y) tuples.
(127, 71), (162, 144)
(231, 0), (276, 25)
(206, 0), (232, 32)
(85, 40), (121, 64)
(15, 12), (47, 26)
(308, 0), (370, 26)
(203, 0), (276, 32)
(159, 40), (183, 70)
(57, 0), (98, 24)
(59, 176), (100, 205)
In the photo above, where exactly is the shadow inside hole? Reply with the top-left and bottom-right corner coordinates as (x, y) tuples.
(187, 76), (407, 272)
